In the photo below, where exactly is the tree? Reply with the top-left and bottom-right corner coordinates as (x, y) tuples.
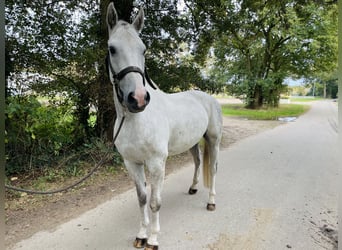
(5, 0), (208, 151)
(300, 3), (338, 99)
(184, 0), (338, 108)
(5, 1), (101, 143)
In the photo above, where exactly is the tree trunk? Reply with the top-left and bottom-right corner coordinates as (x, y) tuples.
(246, 84), (263, 109)
(73, 92), (91, 145)
(95, 0), (134, 141)
(112, 0), (134, 22)
(5, 44), (13, 99)
(95, 0), (114, 141)
(95, 62), (116, 141)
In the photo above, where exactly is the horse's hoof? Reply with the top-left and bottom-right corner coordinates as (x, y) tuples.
(207, 203), (216, 211)
(188, 188), (198, 195)
(134, 238), (147, 248)
(145, 243), (158, 250)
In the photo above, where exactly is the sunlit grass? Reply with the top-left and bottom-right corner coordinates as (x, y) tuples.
(290, 97), (324, 102)
(221, 104), (310, 120)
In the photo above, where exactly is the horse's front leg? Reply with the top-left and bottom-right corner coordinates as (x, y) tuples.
(145, 157), (166, 250)
(124, 160), (149, 248)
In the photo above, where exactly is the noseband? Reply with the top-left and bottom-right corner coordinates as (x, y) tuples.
(111, 65), (146, 86)
(106, 52), (156, 103)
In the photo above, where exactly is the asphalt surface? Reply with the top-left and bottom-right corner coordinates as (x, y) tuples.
(11, 101), (338, 250)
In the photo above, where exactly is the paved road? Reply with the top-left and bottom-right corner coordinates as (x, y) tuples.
(11, 101), (338, 250)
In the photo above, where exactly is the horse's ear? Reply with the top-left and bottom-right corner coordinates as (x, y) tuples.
(106, 2), (118, 33)
(133, 7), (144, 33)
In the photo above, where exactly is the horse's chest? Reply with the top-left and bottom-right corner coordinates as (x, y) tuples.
(115, 123), (168, 161)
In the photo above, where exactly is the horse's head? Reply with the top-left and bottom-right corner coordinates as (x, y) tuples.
(106, 3), (149, 113)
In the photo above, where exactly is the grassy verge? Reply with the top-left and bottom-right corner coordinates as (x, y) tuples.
(290, 97), (324, 102)
(222, 104), (310, 120)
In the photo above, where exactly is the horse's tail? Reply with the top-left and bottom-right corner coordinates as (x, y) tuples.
(203, 139), (211, 188)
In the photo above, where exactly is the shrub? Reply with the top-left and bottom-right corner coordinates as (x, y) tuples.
(5, 95), (75, 175)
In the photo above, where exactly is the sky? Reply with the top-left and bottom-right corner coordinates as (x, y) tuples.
(284, 78), (306, 86)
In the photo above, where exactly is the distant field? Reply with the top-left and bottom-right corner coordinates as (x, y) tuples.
(221, 104), (310, 120)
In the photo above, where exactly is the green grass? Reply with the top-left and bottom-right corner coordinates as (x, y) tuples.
(221, 104), (310, 120)
(290, 97), (324, 102)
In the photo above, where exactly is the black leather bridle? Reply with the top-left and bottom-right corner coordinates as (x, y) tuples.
(106, 52), (157, 103)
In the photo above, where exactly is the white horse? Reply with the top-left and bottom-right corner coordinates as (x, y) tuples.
(106, 3), (222, 250)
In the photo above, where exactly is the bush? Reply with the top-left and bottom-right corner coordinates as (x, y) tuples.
(5, 95), (75, 175)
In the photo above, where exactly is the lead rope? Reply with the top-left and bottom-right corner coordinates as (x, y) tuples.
(5, 116), (125, 195)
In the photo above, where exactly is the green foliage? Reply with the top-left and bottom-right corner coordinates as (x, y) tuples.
(140, 1), (207, 92)
(5, 0), (104, 141)
(222, 103), (310, 120)
(5, 95), (75, 175)
(5, 95), (123, 177)
(185, 0), (338, 108)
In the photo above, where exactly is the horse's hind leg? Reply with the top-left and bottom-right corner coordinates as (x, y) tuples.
(124, 160), (149, 248)
(204, 134), (220, 211)
(188, 143), (201, 195)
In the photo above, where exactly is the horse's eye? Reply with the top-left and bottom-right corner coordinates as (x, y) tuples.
(143, 49), (146, 55)
(109, 46), (116, 54)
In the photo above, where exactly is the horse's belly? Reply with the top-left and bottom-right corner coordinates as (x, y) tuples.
(167, 117), (208, 156)
(168, 137), (202, 156)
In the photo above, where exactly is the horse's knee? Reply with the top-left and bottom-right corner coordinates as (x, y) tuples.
(150, 200), (161, 213)
(138, 193), (147, 207)
(136, 186), (147, 207)
(211, 162), (218, 175)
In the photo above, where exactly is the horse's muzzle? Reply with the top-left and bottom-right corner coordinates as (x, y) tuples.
(126, 91), (150, 113)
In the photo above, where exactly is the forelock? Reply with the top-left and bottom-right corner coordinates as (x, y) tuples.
(112, 20), (130, 32)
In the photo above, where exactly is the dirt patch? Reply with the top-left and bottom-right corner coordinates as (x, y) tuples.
(5, 116), (282, 249)
(207, 208), (274, 250)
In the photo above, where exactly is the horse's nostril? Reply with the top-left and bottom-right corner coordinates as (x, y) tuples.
(127, 92), (136, 104)
(126, 91), (149, 112)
